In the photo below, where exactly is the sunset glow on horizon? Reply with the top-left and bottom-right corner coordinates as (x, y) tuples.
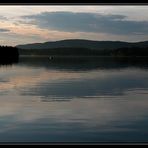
(0, 5), (148, 46)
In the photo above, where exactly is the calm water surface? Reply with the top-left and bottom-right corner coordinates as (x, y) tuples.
(0, 57), (148, 142)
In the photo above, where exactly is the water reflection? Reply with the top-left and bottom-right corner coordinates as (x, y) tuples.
(0, 57), (18, 67)
(1, 57), (148, 100)
(0, 91), (148, 142)
(17, 57), (148, 100)
(0, 57), (148, 142)
(19, 56), (148, 71)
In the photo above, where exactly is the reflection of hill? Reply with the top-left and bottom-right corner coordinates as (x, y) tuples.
(19, 56), (148, 71)
(19, 62), (148, 101)
(18, 56), (148, 101)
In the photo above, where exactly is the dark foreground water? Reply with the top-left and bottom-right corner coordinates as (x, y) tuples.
(0, 56), (148, 143)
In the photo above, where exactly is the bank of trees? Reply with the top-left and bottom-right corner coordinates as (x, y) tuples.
(0, 46), (19, 64)
(19, 46), (148, 57)
(0, 46), (19, 58)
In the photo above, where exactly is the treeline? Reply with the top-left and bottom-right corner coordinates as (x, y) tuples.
(19, 47), (96, 56)
(111, 47), (148, 56)
(19, 46), (148, 57)
(0, 46), (19, 64)
(0, 46), (19, 58)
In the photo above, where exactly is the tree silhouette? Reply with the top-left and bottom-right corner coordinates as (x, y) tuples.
(0, 46), (19, 63)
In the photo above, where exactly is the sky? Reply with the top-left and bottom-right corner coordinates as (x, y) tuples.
(0, 5), (148, 46)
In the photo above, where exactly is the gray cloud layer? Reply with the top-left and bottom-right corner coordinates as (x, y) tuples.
(22, 12), (148, 35)
(0, 29), (10, 32)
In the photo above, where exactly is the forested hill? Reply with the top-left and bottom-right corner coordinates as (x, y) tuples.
(16, 39), (148, 50)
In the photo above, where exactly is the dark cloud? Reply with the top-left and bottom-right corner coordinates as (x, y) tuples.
(0, 29), (10, 32)
(22, 12), (148, 35)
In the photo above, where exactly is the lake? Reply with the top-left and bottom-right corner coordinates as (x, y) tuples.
(0, 56), (148, 143)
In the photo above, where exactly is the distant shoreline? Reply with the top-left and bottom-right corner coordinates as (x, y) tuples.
(19, 55), (148, 58)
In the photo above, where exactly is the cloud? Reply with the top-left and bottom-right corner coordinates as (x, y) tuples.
(22, 11), (148, 35)
(0, 28), (10, 32)
(0, 16), (7, 20)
